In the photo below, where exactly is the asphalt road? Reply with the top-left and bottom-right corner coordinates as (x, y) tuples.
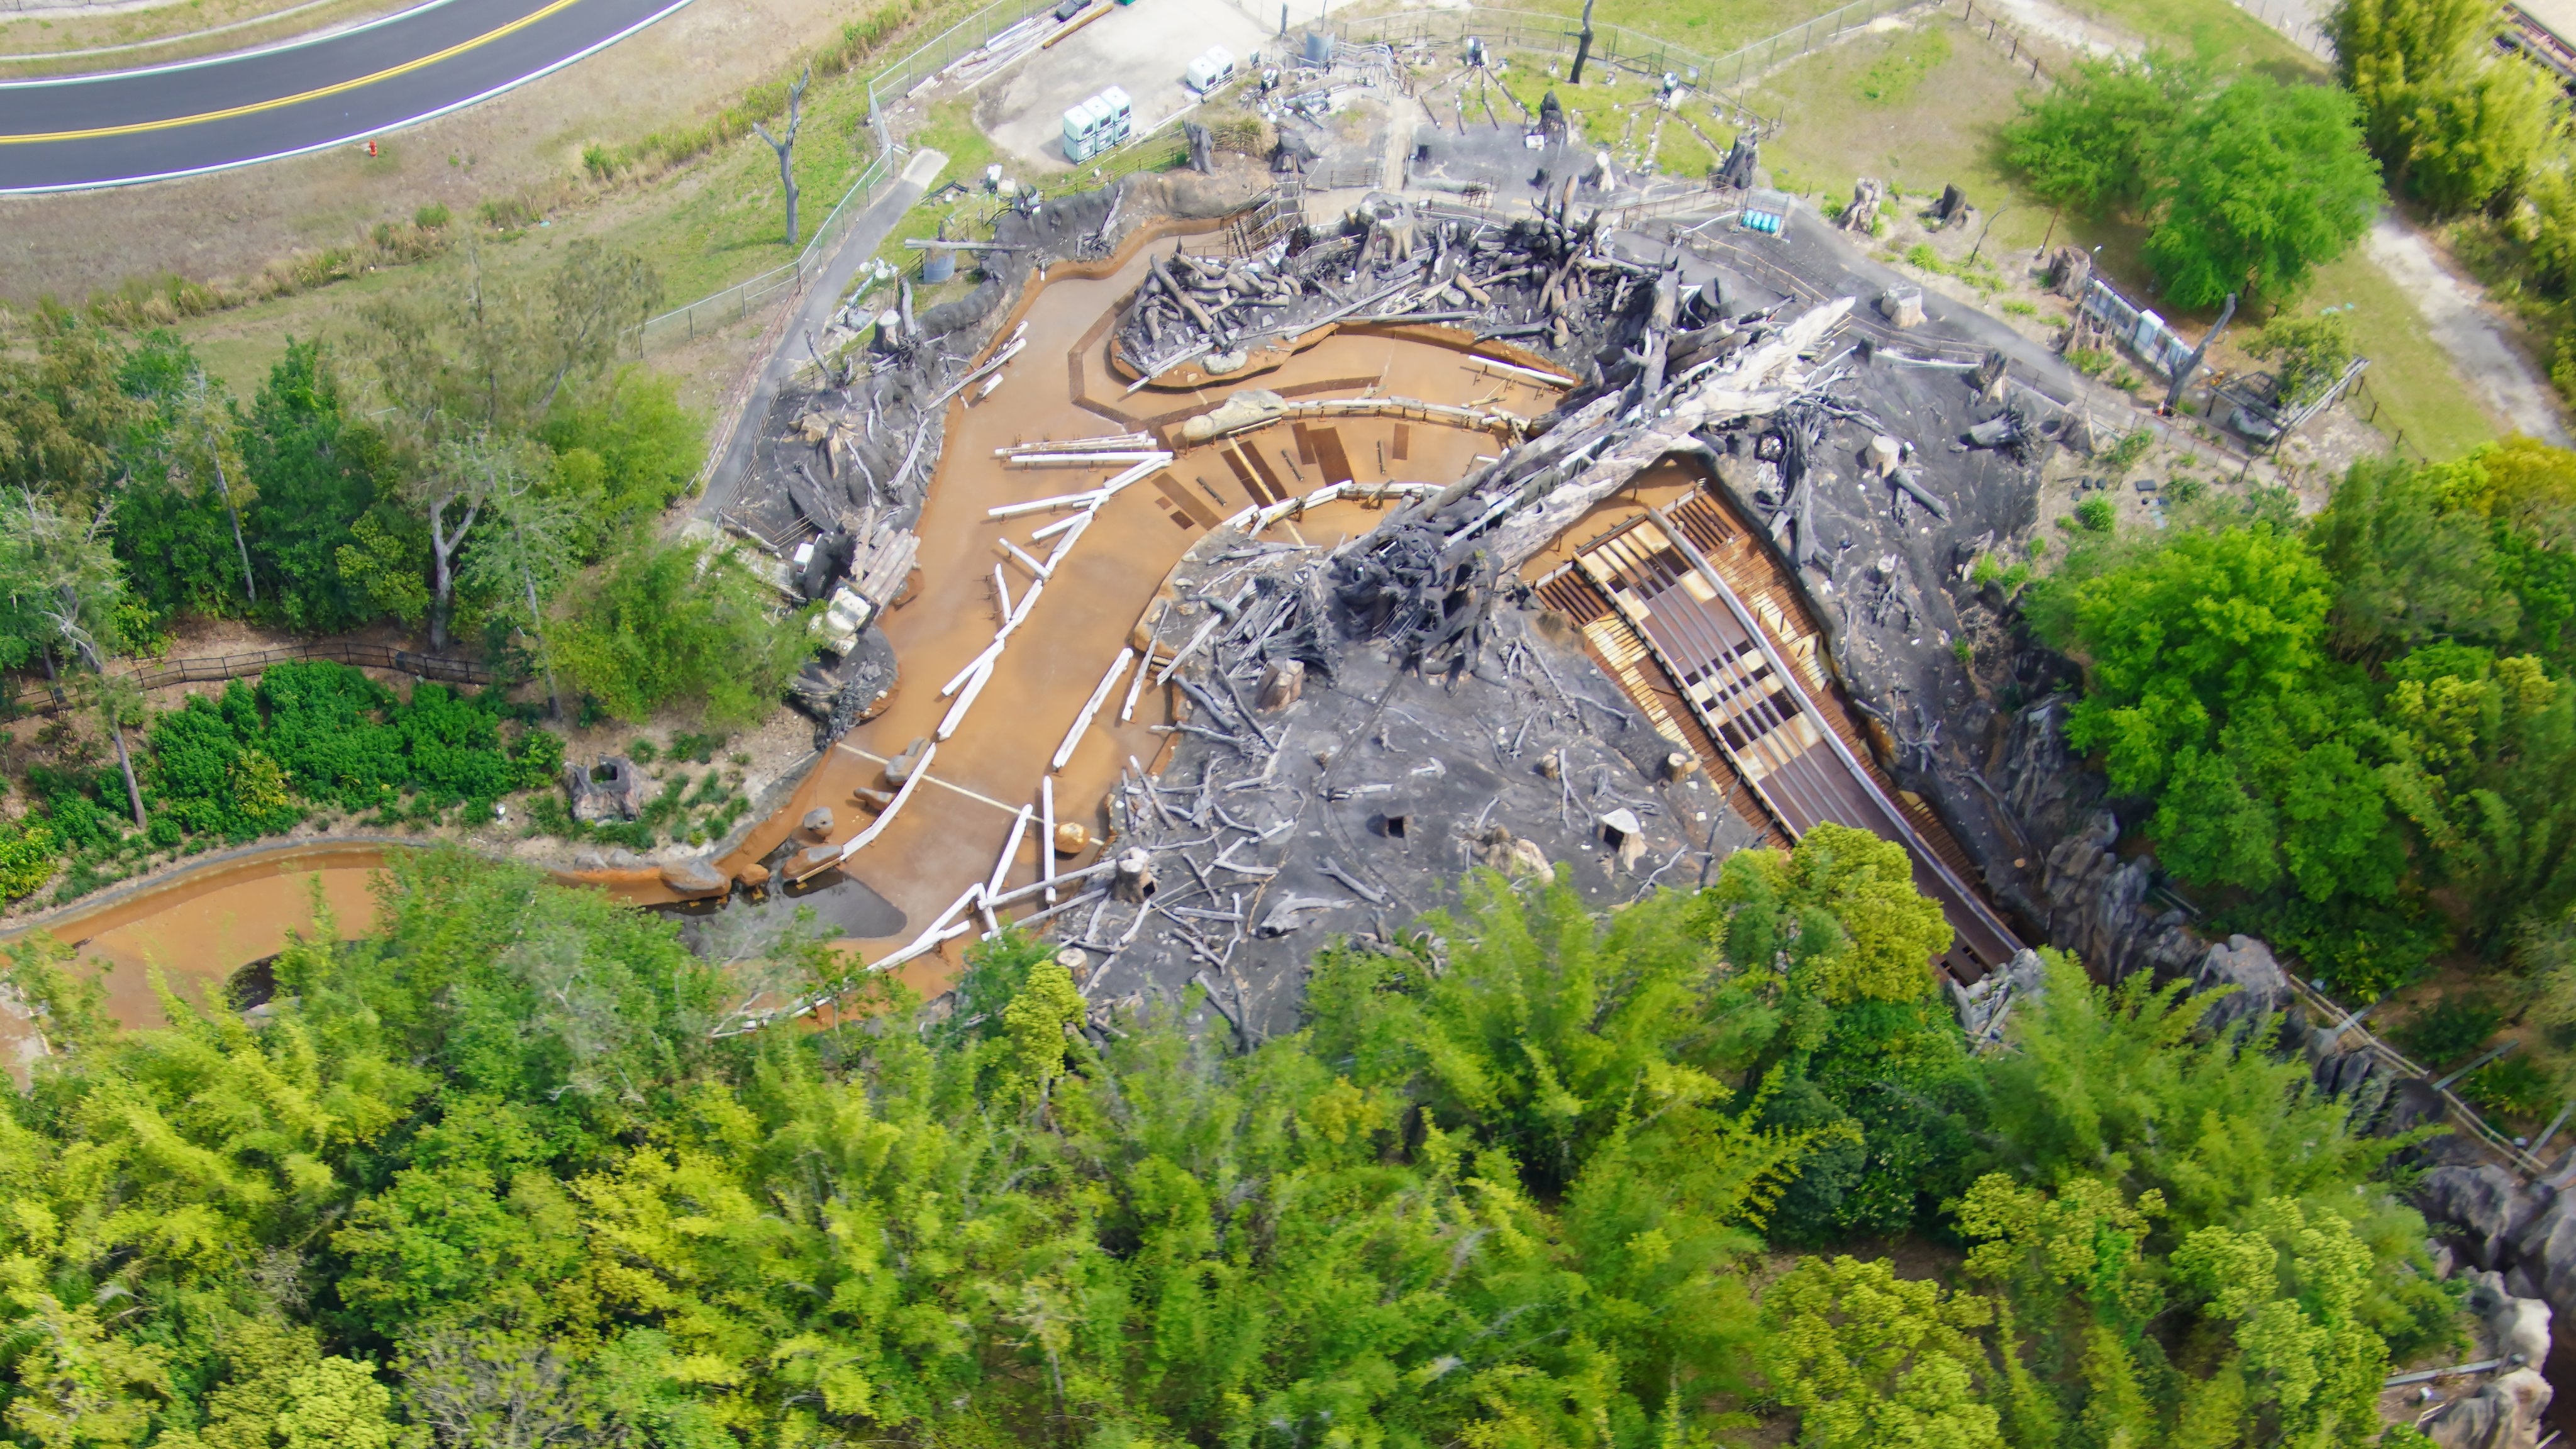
(0, 0), (692, 192)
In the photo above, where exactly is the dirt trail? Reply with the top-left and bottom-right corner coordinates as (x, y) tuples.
(2366, 216), (2572, 447)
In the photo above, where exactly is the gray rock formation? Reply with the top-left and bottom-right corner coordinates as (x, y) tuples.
(2423, 1368), (2553, 1449)
(565, 757), (650, 823)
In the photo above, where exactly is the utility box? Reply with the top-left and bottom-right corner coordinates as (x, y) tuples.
(1184, 45), (1236, 93)
(1060, 86), (1133, 162)
(1740, 189), (1792, 235)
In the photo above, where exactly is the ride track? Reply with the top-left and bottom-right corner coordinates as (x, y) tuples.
(0, 0), (692, 192)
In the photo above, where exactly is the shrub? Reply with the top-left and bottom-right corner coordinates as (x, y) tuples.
(557, 540), (813, 728)
(414, 203), (452, 229)
(2074, 495), (2118, 531)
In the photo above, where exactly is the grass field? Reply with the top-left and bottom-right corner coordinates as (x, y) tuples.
(2055, 0), (2326, 76)
(2297, 248), (2497, 460)
(1735, 8), (2493, 460)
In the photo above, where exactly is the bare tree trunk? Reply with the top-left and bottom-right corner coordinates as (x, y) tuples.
(517, 544), (560, 719)
(426, 491), (480, 651)
(1570, 0), (1596, 82)
(753, 65), (813, 249)
(212, 448), (257, 606)
(107, 713), (144, 829)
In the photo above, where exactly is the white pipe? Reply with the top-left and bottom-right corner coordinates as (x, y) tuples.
(1003, 452), (1169, 467)
(1042, 511), (1094, 569)
(988, 491), (1108, 519)
(1040, 774), (1058, 906)
(1121, 606), (1163, 723)
(1095, 455), (1171, 498)
(938, 657), (996, 740)
(941, 638), (1004, 697)
(1001, 575), (1047, 638)
(1029, 511), (1089, 540)
(867, 881), (985, 972)
(817, 740), (938, 874)
(994, 432), (1153, 457)
(1468, 354), (1575, 386)
(1157, 612), (1223, 684)
(998, 536), (1053, 579)
(992, 564), (1014, 619)
(1052, 647), (1135, 772)
(989, 804), (1034, 897)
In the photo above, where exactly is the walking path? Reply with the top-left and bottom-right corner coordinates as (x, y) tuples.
(2367, 216), (2572, 447)
(697, 147), (947, 519)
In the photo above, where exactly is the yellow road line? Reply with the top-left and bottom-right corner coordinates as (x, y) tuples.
(0, 0), (582, 144)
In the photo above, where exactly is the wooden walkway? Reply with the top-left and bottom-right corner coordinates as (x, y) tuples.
(1536, 486), (2019, 982)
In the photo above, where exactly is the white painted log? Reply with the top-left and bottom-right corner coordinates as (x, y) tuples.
(988, 491), (1108, 519)
(941, 638), (1004, 697)
(1040, 774), (1058, 905)
(989, 804), (1034, 897)
(938, 657), (995, 740)
(1052, 647), (1135, 771)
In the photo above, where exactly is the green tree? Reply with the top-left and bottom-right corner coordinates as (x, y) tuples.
(240, 341), (397, 634)
(555, 537), (812, 727)
(2143, 78), (2384, 306)
(1758, 1256), (2006, 1449)
(2245, 310), (2357, 411)
(2330, 0), (2551, 213)
(2002, 50), (2208, 218)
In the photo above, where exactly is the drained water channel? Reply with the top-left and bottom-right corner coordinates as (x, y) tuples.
(0, 223), (1580, 1035)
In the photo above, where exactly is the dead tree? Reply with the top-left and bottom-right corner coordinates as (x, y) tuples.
(1570, 0), (1597, 83)
(753, 65), (813, 248)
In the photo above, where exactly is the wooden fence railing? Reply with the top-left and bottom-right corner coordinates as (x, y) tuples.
(7, 641), (502, 717)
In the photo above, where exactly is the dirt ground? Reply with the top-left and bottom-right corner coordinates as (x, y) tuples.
(978, 0), (1270, 170)
(0, 0), (880, 305)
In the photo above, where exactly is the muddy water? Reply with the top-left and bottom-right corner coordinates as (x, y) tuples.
(11, 228), (1570, 1023)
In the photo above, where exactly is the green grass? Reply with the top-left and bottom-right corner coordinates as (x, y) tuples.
(2054, 0), (2326, 77)
(2297, 247), (2496, 461)
(1744, 16), (2060, 255)
(1505, 0), (1849, 69)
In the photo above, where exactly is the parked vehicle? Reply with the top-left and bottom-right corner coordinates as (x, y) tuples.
(1061, 86), (1133, 162)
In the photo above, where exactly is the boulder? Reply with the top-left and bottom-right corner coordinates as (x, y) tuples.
(2422, 1367), (2551, 1449)
(735, 861), (772, 889)
(886, 737), (933, 787)
(2424, 1165), (2550, 1272)
(2190, 934), (2291, 1038)
(659, 857), (729, 897)
(802, 807), (836, 836)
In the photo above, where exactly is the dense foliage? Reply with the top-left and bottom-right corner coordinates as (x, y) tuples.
(2031, 438), (2576, 1002)
(2329, 0), (2554, 216)
(556, 537), (816, 728)
(1, 661), (563, 904)
(2002, 52), (2383, 306)
(0, 834), (2457, 1449)
(0, 248), (809, 732)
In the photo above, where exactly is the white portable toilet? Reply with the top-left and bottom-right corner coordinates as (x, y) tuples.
(1185, 45), (1236, 93)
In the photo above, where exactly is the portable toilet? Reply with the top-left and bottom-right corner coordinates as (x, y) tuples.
(1185, 45), (1236, 93)
(1062, 96), (1099, 162)
(1096, 86), (1131, 145)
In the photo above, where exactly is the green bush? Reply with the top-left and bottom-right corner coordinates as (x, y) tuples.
(140, 662), (562, 846)
(557, 540), (813, 728)
(414, 203), (452, 229)
(2074, 495), (2118, 532)
(2396, 995), (2504, 1069)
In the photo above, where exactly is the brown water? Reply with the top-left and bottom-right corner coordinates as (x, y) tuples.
(2, 227), (1572, 1034)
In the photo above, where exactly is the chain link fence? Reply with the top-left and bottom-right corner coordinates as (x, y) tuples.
(1329, 0), (1926, 114)
(637, 148), (901, 352)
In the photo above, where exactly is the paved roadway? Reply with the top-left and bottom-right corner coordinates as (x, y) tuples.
(0, 0), (692, 192)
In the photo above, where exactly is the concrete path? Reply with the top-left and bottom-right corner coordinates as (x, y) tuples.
(2365, 214), (2571, 447)
(699, 147), (946, 520)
